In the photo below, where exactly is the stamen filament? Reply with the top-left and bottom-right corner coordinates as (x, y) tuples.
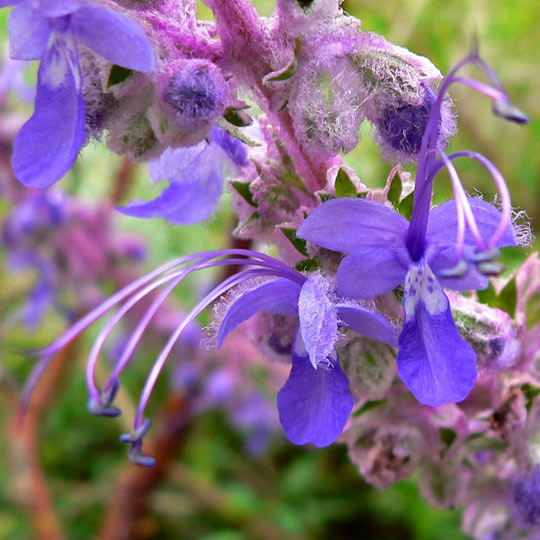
(439, 151), (487, 251)
(20, 249), (300, 418)
(449, 76), (507, 102)
(429, 151), (512, 250)
(101, 257), (303, 396)
(133, 267), (301, 430)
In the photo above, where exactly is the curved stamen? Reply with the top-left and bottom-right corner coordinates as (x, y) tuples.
(20, 249), (298, 418)
(429, 151), (512, 250)
(101, 257), (303, 396)
(86, 268), (191, 404)
(449, 76), (507, 102)
(133, 267), (302, 432)
(439, 150), (487, 250)
(433, 155), (467, 265)
(86, 252), (222, 401)
(409, 53), (523, 258)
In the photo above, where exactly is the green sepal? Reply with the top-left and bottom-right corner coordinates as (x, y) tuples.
(264, 57), (298, 82)
(231, 181), (257, 208)
(335, 168), (357, 198)
(387, 173), (402, 208)
(352, 399), (388, 417)
(223, 107), (253, 127)
(317, 192), (335, 203)
(107, 65), (133, 88)
(439, 428), (457, 454)
(521, 383), (540, 411)
(295, 259), (321, 272)
(280, 227), (309, 257)
(398, 191), (414, 220)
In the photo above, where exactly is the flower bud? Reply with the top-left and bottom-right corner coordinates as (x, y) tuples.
(159, 59), (228, 135)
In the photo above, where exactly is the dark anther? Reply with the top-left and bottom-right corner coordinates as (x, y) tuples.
(492, 101), (530, 125)
(87, 380), (121, 417)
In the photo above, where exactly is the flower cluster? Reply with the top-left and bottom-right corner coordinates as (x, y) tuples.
(2, 1), (538, 538)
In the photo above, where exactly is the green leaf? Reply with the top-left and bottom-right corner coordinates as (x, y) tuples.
(281, 228), (308, 256)
(107, 65), (133, 88)
(352, 399), (388, 417)
(295, 259), (320, 272)
(263, 57), (298, 82)
(335, 168), (357, 198)
(440, 428), (457, 451)
(398, 191), (414, 220)
(497, 277), (517, 317)
(223, 107), (253, 127)
(522, 383), (540, 411)
(317, 192), (335, 203)
(231, 181), (257, 207)
(387, 173), (403, 208)
(477, 277), (517, 317)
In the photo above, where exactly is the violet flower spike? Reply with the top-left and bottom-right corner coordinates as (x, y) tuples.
(297, 54), (526, 408)
(5, 0), (154, 188)
(20, 249), (395, 464)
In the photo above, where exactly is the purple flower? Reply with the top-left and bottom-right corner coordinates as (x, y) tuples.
(118, 127), (247, 224)
(5, 0), (154, 188)
(217, 273), (397, 447)
(297, 53), (526, 407)
(23, 248), (395, 463)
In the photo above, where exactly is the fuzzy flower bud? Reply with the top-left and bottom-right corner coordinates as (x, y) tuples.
(450, 292), (521, 375)
(159, 59), (228, 134)
(352, 32), (455, 162)
(289, 53), (366, 159)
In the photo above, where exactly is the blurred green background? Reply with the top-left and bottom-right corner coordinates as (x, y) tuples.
(0, 1), (538, 539)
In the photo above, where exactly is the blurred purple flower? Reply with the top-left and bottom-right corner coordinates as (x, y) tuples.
(119, 127), (247, 224)
(513, 468), (540, 529)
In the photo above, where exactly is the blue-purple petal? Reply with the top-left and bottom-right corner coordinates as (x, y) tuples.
(427, 198), (517, 249)
(337, 305), (398, 346)
(12, 34), (85, 188)
(118, 173), (222, 225)
(210, 127), (248, 168)
(0, 0), (24, 7)
(298, 277), (339, 369)
(397, 264), (477, 407)
(71, 6), (154, 73)
(8, 6), (51, 60)
(297, 198), (409, 253)
(122, 141), (241, 224)
(40, 0), (82, 16)
(148, 144), (205, 183)
(336, 249), (408, 298)
(277, 346), (353, 447)
(217, 278), (303, 347)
